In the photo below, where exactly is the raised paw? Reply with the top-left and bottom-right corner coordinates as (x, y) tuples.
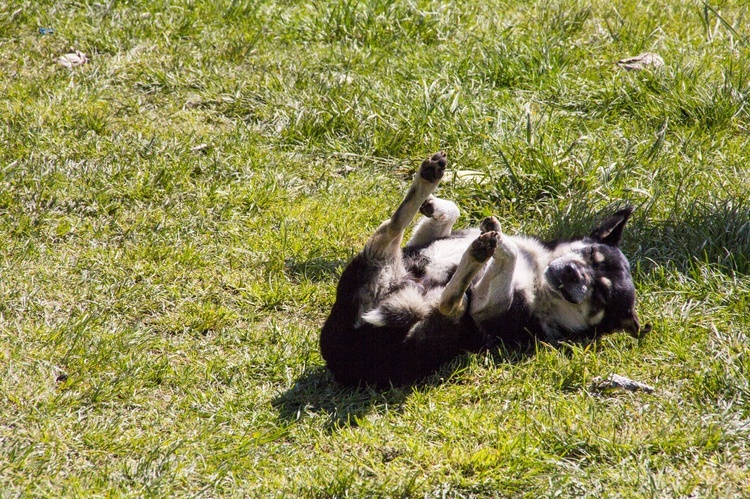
(480, 216), (501, 234)
(419, 196), (436, 217)
(494, 232), (518, 262)
(419, 152), (447, 184)
(418, 195), (458, 222)
(469, 231), (498, 262)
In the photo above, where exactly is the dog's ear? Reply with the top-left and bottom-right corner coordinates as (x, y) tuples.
(589, 206), (634, 247)
(620, 309), (640, 337)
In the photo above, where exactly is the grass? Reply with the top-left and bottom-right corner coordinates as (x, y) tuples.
(1, 0), (749, 496)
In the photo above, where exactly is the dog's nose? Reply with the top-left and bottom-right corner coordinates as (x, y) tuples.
(562, 263), (582, 283)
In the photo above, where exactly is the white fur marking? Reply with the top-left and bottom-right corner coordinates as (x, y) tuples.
(361, 285), (434, 327)
(361, 309), (386, 327)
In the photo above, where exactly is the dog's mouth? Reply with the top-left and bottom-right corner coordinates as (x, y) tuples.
(548, 280), (588, 304)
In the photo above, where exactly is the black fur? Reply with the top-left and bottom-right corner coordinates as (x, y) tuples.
(320, 254), (485, 387)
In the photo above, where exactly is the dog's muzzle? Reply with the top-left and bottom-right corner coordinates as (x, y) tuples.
(545, 259), (590, 304)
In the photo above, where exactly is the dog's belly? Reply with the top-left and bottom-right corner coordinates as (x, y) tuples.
(417, 229), (480, 282)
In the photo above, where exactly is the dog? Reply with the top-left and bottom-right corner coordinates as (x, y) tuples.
(320, 152), (643, 387)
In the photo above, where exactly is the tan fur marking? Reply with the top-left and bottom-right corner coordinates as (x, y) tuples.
(589, 309), (605, 325)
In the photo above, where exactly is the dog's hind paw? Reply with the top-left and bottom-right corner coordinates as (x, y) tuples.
(493, 233), (518, 263)
(470, 231), (498, 262)
(419, 152), (447, 184)
(480, 216), (501, 234)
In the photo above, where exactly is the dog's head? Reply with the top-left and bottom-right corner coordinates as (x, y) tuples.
(544, 207), (643, 338)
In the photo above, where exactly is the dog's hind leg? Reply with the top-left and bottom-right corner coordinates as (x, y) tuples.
(406, 195), (460, 247)
(364, 152), (447, 262)
(438, 231), (498, 316)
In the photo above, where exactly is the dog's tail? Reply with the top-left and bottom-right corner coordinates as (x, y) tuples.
(360, 284), (434, 328)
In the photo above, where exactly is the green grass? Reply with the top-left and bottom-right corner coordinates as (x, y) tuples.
(1, 0), (749, 496)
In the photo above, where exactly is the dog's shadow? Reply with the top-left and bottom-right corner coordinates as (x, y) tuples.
(271, 351), (535, 431)
(272, 366), (413, 430)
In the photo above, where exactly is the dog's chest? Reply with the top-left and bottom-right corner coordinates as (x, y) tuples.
(416, 235), (475, 282)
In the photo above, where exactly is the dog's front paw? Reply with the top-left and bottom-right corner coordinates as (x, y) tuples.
(419, 195), (459, 223)
(480, 216), (501, 234)
(419, 152), (447, 184)
(470, 231), (498, 262)
(419, 196), (437, 217)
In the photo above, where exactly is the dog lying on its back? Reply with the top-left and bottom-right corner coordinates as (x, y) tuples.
(320, 153), (643, 387)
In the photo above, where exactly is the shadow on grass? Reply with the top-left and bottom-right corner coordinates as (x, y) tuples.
(633, 197), (750, 274)
(271, 351), (537, 432)
(272, 366), (411, 431)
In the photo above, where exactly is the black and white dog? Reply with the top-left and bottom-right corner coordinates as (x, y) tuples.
(320, 152), (643, 387)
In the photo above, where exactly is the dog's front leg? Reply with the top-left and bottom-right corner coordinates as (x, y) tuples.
(469, 217), (518, 321)
(364, 152), (447, 261)
(438, 231), (498, 317)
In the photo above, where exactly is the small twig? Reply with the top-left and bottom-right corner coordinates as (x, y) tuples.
(589, 374), (655, 394)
